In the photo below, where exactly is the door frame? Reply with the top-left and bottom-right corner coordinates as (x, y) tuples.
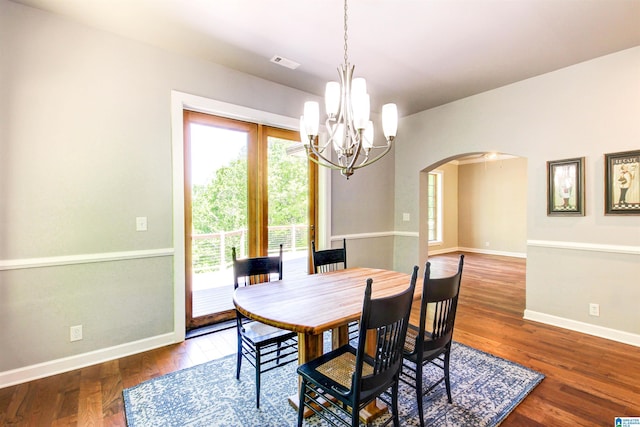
(171, 91), (328, 338)
(183, 111), (259, 329)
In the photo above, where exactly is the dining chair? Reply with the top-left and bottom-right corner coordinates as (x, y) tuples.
(311, 239), (358, 343)
(400, 254), (464, 427)
(232, 244), (298, 408)
(297, 265), (419, 427)
(311, 238), (347, 273)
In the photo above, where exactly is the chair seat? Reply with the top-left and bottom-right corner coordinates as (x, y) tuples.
(404, 324), (450, 362)
(403, 324), (422, 353)
(315, 349), (374, 389)
(298, 345), (385, 407)
(242, 320), (297, 345)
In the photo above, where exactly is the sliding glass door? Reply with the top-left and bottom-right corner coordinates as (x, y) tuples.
(183, 110), (316, 330)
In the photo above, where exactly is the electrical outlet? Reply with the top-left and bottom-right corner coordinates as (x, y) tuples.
(589, 303), (600, 317)
(70, 325), (83, 342)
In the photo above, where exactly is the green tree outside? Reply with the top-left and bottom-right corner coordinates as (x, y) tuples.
(192, 139), (308, 272)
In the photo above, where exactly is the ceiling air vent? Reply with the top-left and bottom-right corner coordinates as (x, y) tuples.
(270, 55), (300, 70)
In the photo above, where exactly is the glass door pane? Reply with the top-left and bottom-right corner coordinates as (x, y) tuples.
(184, 112), (315, 332)
(267, 135), (310, 279)
(190, 123), (248, 319)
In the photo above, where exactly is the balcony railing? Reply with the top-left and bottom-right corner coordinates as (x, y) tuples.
(191, 224), (309, 275)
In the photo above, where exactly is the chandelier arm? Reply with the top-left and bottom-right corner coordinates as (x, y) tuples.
(313, 130), (334, 155)
(308, 155), (347, 171)
(344, 128), (364, 170)
(325, 119), (341, 147)
(350, 142), (393, 170)
(325, 121), (348, 165)
(306, 140), (345, 170)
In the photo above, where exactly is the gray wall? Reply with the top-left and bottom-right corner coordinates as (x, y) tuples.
(395, 47), (640, 340)
(332, 147), (396, 271)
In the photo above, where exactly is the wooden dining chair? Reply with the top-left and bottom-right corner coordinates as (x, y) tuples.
(297, 266), (419, 427)
(232, 244), (298, 408)
(311, 239), (358, 343)
(311, 238), (347, 273)
(400, 254), (464, 427)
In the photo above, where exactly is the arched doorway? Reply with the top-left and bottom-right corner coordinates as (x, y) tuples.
(418, 152), (527, 268)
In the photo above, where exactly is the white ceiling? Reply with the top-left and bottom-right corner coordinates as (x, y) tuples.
(10, 0), (640, 116)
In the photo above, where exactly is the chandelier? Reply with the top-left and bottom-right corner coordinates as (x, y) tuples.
(300, 0), (398, 179)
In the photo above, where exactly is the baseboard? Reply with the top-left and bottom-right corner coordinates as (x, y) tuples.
(431, 246), (526, 258)
(0, 332), (179, 389)
(524, 310), (640, 348)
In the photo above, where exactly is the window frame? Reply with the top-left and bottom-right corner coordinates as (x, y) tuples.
(427, 170), (443, 245)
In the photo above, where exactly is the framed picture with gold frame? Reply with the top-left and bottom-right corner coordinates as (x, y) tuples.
(605, 150), (640, 215)
(547, 157), (585, 216)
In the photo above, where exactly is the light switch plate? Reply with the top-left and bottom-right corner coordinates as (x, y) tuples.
(136, 216), (148, 231)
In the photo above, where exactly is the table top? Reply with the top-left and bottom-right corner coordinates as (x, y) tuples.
(233, 267), (415, 336)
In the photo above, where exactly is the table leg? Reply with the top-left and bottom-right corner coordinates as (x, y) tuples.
(361, 328), (388, 422)
(331, 325), (349, 349)
(288, 332), (323, 415)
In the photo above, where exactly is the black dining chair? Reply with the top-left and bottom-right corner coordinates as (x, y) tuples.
(297, 266), (419, 427)
(311, 238), (347, 273)
(400, 254), (464, 427)
(233, 244), (298, 408)
(311, 239), (358, 343)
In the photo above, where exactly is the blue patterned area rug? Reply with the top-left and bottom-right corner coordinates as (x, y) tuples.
(123, 342), (543, 426)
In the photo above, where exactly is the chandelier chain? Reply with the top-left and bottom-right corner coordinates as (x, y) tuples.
(343, 0), (348, 65)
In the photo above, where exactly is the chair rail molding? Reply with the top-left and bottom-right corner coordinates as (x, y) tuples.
(332, 231), (419, 241)
(527, 240), (640, 255)
(0, 248), (174, 271)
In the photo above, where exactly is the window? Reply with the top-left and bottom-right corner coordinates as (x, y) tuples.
(427, 171), (443, 243)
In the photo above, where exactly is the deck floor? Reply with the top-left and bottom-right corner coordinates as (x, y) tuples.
(192, 253), (309, 318)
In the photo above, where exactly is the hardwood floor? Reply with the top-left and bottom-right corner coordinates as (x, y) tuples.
(1, 252), (639, 426)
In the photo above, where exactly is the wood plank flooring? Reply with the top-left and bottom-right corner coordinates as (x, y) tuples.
(1, 252), (639, 426)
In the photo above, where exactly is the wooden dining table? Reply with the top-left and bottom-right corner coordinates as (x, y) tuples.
(233, 267), (417, 421)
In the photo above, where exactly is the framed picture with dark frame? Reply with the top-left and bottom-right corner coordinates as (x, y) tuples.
(605, 149), (640, 215)
(547, 157), (585, 216)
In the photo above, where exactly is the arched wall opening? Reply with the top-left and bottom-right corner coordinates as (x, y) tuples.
(417, 152), (528, 270)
